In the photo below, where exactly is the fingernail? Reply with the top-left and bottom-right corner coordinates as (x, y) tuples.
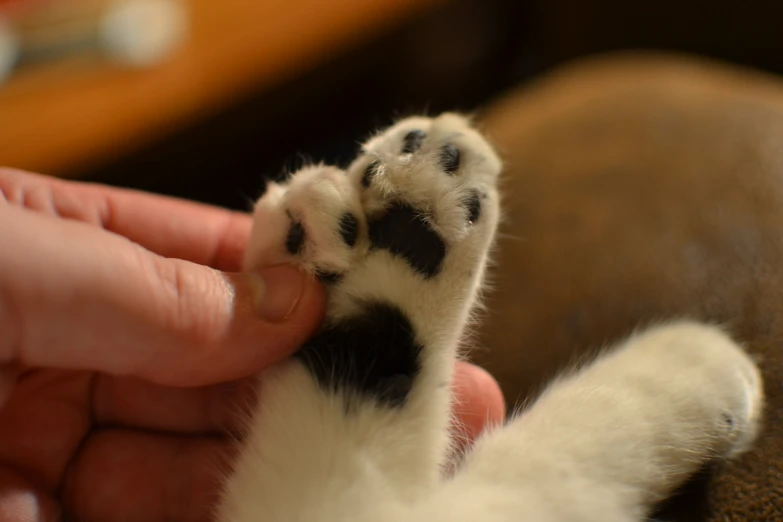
(247, 265), (306, 322)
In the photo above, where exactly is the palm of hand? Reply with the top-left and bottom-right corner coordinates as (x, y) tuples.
(0, 170), (275, 521)
(0, 367), (241, 521)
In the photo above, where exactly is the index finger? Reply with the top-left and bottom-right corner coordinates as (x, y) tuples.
(0, 168), (253, 270)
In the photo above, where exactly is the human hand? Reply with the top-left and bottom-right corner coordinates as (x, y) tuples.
(0, 168), (505, 522)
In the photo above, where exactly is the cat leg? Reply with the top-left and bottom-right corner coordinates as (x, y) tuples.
(215, 113), (502, 521)
(413, 321), (763, 522)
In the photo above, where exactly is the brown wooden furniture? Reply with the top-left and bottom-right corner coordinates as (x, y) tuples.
(477, 52), (783, 520)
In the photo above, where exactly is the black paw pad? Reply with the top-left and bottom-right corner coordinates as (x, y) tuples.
(401, 129), (426, 155)
(376, 374), (414, 406)
(464, 190), (482, 225)
(295, 301), (422, 407)
(286, 221), (305, 255)
(338, 212), (359, 247)
(362, 160), (381, 188)
(439, 143), (461, 174)
(368, 203), (446, 279)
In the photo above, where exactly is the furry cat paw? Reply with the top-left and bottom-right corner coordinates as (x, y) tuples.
(624, 321), (764, 459)
(244, 164), (364, 278)
(244, 114), (502, 409)
(216, 114), (502, 522)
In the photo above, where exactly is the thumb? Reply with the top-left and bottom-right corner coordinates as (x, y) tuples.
(135, 263), (326, 386)
(0, 205), (325, 386)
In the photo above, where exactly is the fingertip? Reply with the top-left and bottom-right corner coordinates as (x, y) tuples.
(243, 266), (328, 363)
(452, 361), (506, 443)
(196, 268), (326, 384)
(137, 266), (325, 388)
(246, 265), (315, 323)
(238, 265), (327, 349)
(468, 362), (507, 425)
(272, 266), (327, 327)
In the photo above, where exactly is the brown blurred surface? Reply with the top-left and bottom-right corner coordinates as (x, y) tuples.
(0, 0), (443, 177)
(476, 52), (783, 520)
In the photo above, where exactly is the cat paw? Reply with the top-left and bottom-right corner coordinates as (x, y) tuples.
(244, 164), (365, 280)
(244, 113), (502, 406)
(219, 114), (503, 522)
(630, 321), (764, 459)
(345, 113), (501, 279)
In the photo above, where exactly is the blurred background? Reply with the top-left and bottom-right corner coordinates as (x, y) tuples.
(1, 0), (783, 209)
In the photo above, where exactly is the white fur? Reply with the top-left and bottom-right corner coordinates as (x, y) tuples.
(216, 114), (764, 522)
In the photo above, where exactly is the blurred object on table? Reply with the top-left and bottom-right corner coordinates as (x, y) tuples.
(79, 0), (520, 209)
(0, 0), (188, 83)
(0, 0), (445, 178)
(0, 15), (16, 83)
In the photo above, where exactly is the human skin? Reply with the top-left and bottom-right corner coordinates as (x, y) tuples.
(0, 168), (505, 522)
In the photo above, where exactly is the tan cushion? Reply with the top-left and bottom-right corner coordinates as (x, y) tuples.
(475, 51), (783, 520)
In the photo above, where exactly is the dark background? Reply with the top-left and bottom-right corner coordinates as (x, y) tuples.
(80, 0), (783, 210)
